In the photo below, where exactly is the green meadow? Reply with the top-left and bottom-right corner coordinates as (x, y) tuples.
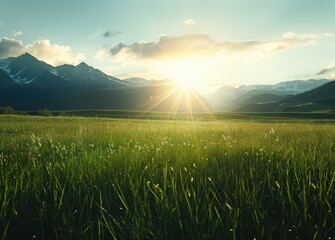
(1, 115), (335, 239)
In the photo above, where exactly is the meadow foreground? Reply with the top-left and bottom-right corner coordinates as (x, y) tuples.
(1, 115), (335, 239)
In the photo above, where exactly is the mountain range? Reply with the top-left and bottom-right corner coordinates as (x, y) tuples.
(0, 53), (334, 113)
(0, 53), (209, 112)
(0, 53), (125, 90)
(206, 79), (333, 112)
(233, 80), (335, 112)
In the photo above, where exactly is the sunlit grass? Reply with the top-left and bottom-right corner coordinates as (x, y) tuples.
(0, 115), (335, 239)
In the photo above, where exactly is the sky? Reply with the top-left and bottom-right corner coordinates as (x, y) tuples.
(1, 0), (335, 92)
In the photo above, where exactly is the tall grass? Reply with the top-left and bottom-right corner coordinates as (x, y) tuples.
(0, 115), (335, 239)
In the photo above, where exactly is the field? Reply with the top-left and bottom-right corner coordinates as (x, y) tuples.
(1, 115), (335, 239)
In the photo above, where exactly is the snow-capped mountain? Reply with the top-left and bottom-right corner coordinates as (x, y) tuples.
(0, 53), (52, 84)
(56, 62), (126, 89)
(0, 53), (127, 89)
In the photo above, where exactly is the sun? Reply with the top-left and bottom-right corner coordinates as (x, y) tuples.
(141, 59), (215, 119)
(176, 78), (195, 90)
(162, 59), (203, 90)
(160, 58), (219, 94)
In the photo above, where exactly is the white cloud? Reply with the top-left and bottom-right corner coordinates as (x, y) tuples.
(0, 37), (85, 66)
(94, 46), (108, 60)
(0, 22), (4, 27)
(12, 31), (23, 37)
(25, 39), (86, 66)
(109, 32), (330, 61)
(184, 18), (196, 26)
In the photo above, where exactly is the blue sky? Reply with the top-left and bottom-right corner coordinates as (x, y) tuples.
(1, 0), (335, 91)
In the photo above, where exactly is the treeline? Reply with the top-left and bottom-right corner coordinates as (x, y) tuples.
(0, 106), (27, 115)
(0, 105), (66, 116)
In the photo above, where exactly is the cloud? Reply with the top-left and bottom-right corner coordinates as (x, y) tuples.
(0, 37), (23, 58)
(317, 63), (335, 75)
(102, 30), (121, 38)
(0, 22), (4, 27)
(184, 18), (196, 26)
(12, 31), (23, 37)
(109, 32), (330, 61)
(0, 37), (85, 66)
(94, 46), (108, 59)
(25, 39), (85, 65)
(110, 34), (218, 60)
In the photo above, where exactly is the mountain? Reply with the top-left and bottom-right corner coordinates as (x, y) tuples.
(59, 62), (126, 90)
(235, 80), (335, 112)
(271, 79), (332, 93)
(206, 79), (332, 111)
(1, 53), (332, 113)
(122, 77), (151, 85)
(0, 53), (126, 90)
(0, 53), (210, 112)
(1, 53), (53, 85)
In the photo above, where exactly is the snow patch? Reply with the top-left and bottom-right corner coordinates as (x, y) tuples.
(49, 68), (59, 76)
(0, 58), (15, 69)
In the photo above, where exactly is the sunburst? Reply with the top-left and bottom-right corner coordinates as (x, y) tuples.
(140, 81), (214, 120)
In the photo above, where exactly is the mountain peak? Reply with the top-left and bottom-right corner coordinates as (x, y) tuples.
(75, 62), (94, 73)
(77, 62), (90, 68)
(15, 52), (41, 66)
(19, 52), (36, 60)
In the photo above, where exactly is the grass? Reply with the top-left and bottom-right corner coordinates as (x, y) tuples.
(28, 109), (335, 122)
(0, 115), (335, 239)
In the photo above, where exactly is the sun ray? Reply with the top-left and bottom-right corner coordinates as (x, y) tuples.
(143, 88), (177, 111)
(189, 89), (216, 118)
(169, 88), (184, 119)
(185, 89), (193, 120)
(136, 79), (215, 120)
